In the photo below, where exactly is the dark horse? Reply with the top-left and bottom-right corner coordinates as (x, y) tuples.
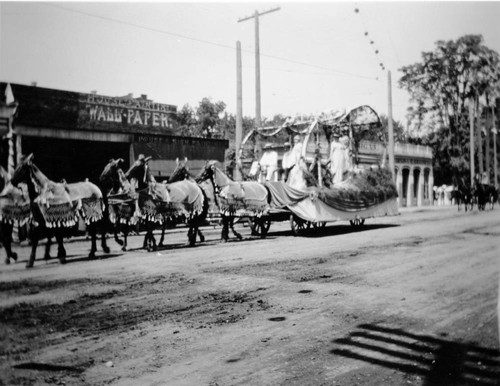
(99, 158), (138, 251)
(450, 177), (473, 212)
(196, 160), (271, 242)
(473, 175), (497, 211)
(125, 155), (209, 249)
(10, 154), (109, 268)
(164, 158), (209, 246)
(0, 165), (25, 264)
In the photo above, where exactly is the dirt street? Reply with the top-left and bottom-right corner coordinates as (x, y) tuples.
(1, 206), (499, 386)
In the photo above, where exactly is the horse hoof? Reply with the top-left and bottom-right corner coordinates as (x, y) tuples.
(115, 239), (124, 246)
(103, 246), (111, 254)
(121, 246), (127, 252)
(5, 258), (10, 265)
(59, 259), (67, 265)
(88, 253), (96, 260)
(12, 253), (18, 261)
(44, 255), (51, 261)
(26, 263), (34, 269)
(200, 236), (205, 243)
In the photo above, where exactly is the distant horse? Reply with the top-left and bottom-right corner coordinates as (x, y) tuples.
(10, 154), (109, 268)
(125, 155), (170, 251)
(196, 160), (270, 241)
(126, 155), (208, 248)
(450, 178), (473, 212)
(473, 176), (496, 211)
(0, 166), (28, 264)
(163, 158), (209, 246)
(99, 158), (138, 251)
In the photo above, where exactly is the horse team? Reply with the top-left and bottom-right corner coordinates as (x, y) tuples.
(2, 154), (499, 269)
(0, 154), (269, 268)
(450, 176), (499, 212)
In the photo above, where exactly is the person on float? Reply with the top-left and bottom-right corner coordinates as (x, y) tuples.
(329, 132), (348, 184)
(259, 143), (279, 181)
(291, 134), (303, 165)
(281, 141), (295, 182)
(248, 145), (262, 181)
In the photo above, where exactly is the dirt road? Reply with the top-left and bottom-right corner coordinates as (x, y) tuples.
(1, 206), (499, 386)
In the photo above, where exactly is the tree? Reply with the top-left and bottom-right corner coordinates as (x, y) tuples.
(175, 104), (198, 137)
(376, 114), (407, 143)
(196, 98), (226, 138)
(399, 34), (500, 184)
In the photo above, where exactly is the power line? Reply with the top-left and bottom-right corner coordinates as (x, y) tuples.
(43, 3), (378, 82)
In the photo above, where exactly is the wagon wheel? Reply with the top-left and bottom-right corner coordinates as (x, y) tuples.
(290, 215), (308, 236)
(248, 217), (271, 238)
(349, 218), (365, 227)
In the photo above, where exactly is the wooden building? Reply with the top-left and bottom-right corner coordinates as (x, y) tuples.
(0, 83), (228, 184)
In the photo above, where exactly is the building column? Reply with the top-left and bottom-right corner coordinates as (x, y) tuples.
(395, 168), (403, 207)
(417, 168), (424, 207)
(428, 169), (434, 206)
(406, 167), (414, 207)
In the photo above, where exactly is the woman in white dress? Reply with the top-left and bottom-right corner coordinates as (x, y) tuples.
(329, 133), (347, 184)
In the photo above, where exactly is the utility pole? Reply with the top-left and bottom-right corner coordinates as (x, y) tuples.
(469, 100), (475, 186)
(235, 41), (243, 181)
(387, 71), (395, 181)
(238, 7), (280, 128)
(493, 100), (499, 187)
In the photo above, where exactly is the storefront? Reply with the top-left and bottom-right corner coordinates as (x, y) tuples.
(0, 83), (228, 183)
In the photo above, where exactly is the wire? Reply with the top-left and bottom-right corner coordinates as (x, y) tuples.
(43, 3), (378, 81)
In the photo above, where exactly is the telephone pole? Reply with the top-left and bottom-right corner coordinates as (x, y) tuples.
(238, 7), (280, 128)
(387, 70), (395, 181)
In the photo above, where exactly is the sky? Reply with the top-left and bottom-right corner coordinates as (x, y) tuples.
(1, 1), (500, 126)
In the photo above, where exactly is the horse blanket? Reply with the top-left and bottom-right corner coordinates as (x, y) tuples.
(35, 181), (79, 228)
(164, 180), (205, 220)
(66, 181), (105, 225)
(0, 183), (31, 225)
(137, 183), (172, 224)
(218, 181), (269, 216)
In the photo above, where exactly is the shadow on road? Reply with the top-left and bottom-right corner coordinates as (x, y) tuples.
(269, 223), (400, 238)
(331, 323), (500, 386)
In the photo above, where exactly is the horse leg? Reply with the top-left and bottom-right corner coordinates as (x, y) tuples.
(2, 223), (17, 264)
(88, 223), (97, 259)
(150, 227), (157, 251)
(114, 221), (124, 246)
(144, 223), (157, 252)
(44, 235), (52, 261)
(197, 226), (205, 243)
(158, 223), (166, 247)
(188, 224), (196, 247)
(26, 229), (40, 268)
(221, 217), (229, 242)
(230, 217), (242, 240)
(56, 232), (66, 264)
(122, 224), (128, 251)
(100, 219), (110, 254)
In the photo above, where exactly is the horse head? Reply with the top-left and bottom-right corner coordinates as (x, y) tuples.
(168, 157), (191, 183)
(195, 160), (217, 184)
(10, 153), (35, 189)
(125, 154), (153, 189)
(100, 158), (124, 183)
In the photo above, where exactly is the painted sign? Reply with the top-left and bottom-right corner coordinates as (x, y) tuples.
(80, 93), (177, 131)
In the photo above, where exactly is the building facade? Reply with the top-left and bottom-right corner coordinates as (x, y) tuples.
(0, 83), (228, 184)
(358, 140), (434, 207)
